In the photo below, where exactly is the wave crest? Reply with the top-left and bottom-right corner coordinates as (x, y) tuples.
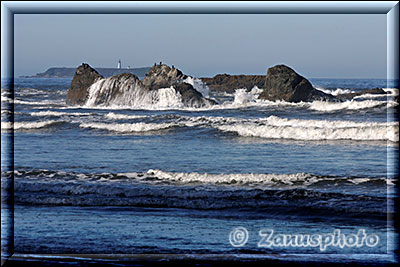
(214, 116), (398, 142)
(2, 120), (65, 130)
(79, 122), (178, 133)
(9, 169), (390, 213)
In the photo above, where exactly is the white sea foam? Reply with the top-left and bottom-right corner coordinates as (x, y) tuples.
(315, 87), (355, 96)
(13, 99), (64, 106)
(1, 95), (13, 103)
(11, 168), (392, 211)
(79, 122), (178, 133)
(263, 115), (392, 128)
(308, 100), (396, 112)
(85, 75), (144, 107)
(383, 88), (399, 96)
(1, 120), (64, 130)
(123, 169), (392, 186)
(69, 79), (396, 113)
(104, 112), (147, 120)
(353, 94), (389, 100)
(30, 111), (94, 117)
(231, 87), (271, 106)
(12, 168), (391, 187)
(232, 89), (255, 105)
(17, 88), (66, 97)
(77, 114), (398, 142)
(85, 74), (187, 108)
(250, 86), (263, 95)
(143, 169), (319, 185)
(154, 87), (184, 108)
(214, 116), (398, 142)
(183, 76), (210, 98)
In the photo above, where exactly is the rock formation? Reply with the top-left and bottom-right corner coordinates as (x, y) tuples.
(66, 63), (216, 108)
(201, 74), (265, 93)
(142, 64), (216, 107)
(66, 63), (103, 105)
(258, 65), (333, 102)
(174, 82), (211, 107)
(142, 64), (187, 90)
(84, 73), (144, 106)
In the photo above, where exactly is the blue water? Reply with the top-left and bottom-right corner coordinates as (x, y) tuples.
(1, 77), (398, 264)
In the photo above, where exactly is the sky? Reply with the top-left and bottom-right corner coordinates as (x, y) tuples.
(14, 14), (387, 78)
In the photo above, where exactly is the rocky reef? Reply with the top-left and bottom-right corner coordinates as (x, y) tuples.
(334, 88), (388, 100)
(201, 74), (265, 93)
(66, 63), (216, 108)
(258, 65), (334, 102)
(67, 63), (387, 106)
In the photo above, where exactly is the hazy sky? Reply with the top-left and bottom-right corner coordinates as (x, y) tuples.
(14, 14), (387, 78)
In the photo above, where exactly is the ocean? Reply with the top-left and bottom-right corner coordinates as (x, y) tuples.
(1, 77), (399, 265)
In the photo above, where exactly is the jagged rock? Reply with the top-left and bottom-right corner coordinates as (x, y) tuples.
(66, 63), (216, 108)
(174, 82), (217, 107)
(66, 63), (103, 105)
(258, 65), (333, 102)
(142, 64), (188, 90)
(201, 74), (265, 93)
(85, 73), (143, 106)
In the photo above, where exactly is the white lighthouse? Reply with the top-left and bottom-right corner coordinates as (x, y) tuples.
(117, 59), (121, 69)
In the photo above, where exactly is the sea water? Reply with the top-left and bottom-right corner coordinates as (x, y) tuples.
(1, 77), (399, 263)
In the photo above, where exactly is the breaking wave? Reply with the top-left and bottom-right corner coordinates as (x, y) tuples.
(214, 116), (398, 142)
(216, 90), (396, 112)
(4, 112), (397, 142)
(142, 169), (393, 186)
(1, 95), (13, 103)
(84, 74), (214, 109)
(308, 100), (397, 112)
(79, 122), (178, 133)
(8, 169), (390, 213)
(13, 99), (64, 106)
(104, 112), (147, 120)
(30, 111), (94, 117)
(86, 80), (184, 109)
(1, 120), (65, 131)
(383, 88), (399, 96)
(315, 87), (355, 96)
(183, 76), (210, 98)
(232, 89), (258, 105)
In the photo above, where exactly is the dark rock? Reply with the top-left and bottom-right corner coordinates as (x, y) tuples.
(174, 82), (217, 107)
(66, 63), (103, 105)
(142, 64), (188, 90)
(335, 88), (388, 100)
(359, 88), (387, 94)
(66, 63), (216, 107)
(258, 65), (334, 102)
(87, 73), (143, 106)
(201, 74), (265, 93)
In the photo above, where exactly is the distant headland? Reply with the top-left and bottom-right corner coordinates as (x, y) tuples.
(21, 66), (152, 78)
